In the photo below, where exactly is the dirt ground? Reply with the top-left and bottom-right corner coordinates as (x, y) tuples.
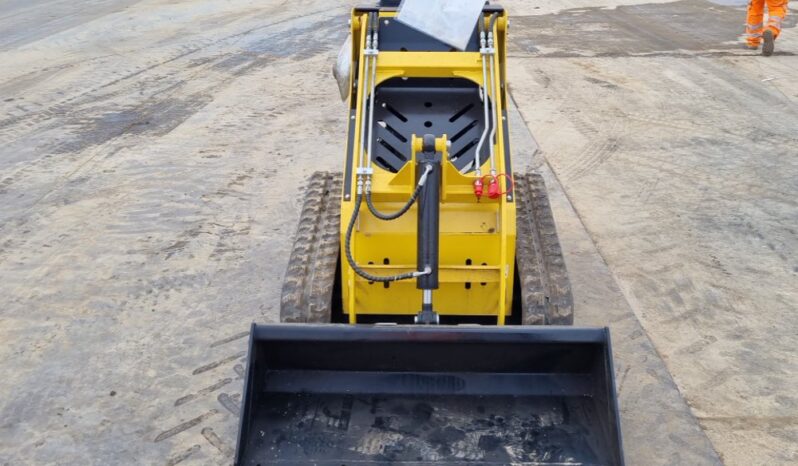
(0, 0), (796, 465)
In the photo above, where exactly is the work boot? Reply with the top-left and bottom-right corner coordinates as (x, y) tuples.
(762, 29), (775, 56)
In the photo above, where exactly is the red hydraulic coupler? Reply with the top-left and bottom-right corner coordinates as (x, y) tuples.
(483, 173), (514, 200)
(487, 175), (500, 199)
(473, 177), (484, 200)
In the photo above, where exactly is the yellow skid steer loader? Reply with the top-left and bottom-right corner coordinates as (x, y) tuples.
(235, 2), (624, 464)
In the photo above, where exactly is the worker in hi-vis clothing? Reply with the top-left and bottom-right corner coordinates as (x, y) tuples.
(745, 0), (789, 55)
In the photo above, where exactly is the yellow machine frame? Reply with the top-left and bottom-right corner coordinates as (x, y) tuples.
(340, 9), (515, 324)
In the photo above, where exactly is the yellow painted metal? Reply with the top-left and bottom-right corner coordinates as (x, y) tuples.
(375, 52), (484, 81)
(340, 9), (514, 324)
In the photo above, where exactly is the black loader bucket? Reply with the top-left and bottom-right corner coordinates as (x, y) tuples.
(235, 324), (624, 466)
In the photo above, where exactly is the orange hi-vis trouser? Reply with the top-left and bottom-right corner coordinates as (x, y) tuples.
(746, 0), (789, 46)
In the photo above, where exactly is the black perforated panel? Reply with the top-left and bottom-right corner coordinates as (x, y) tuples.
(366, 78), (492, 173)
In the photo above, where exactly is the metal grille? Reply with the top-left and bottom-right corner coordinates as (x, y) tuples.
(366, 78), (491, 173)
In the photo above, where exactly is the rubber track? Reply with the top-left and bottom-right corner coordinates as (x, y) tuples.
(280, 171), (342, 323)
(515, 173), (574, 324)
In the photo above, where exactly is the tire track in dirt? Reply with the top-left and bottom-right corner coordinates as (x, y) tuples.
(0, 6), (346, 192)
(0, 11), (345, 267)
(153, 328), (248, 463)
(164, 444), (201, 466)
(557, 107), (626, 182)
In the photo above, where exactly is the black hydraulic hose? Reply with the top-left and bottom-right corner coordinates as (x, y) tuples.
(343, 12), (421, 283)
(345, 192), (422, 282)
(366, 182), (423, 220)
(488, 13), (499, 34)
(370, 11), (378, 36)
(365, 164), (431, 220)
(368, 12), (374, 35)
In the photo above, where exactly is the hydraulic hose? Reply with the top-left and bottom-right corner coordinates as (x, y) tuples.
(366, 12), (379, 169)
(356, 15), (374, 173)
(345, 192), (427, 282)
(366, 186), (420, 220)
(488, 12), (499, 34)
(487, 13), (499, 173)
(365, 165), (432, 220)
(344, 13), (430, 283)
(473, 14), (489, 175)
